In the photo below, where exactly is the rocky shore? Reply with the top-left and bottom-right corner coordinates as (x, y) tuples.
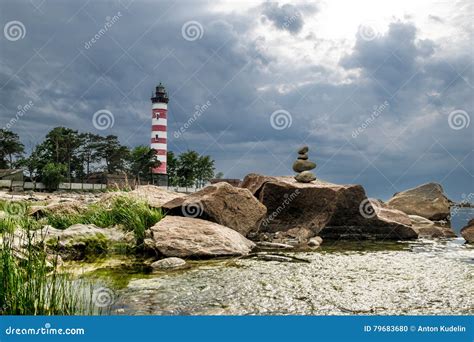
(1, 170), (470, 270)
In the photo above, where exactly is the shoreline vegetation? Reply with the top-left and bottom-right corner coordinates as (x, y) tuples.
(0, 175), (472, 315)
(0, 195), (162, 315)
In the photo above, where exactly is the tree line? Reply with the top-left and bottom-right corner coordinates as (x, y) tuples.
(0, 127), (217, 190)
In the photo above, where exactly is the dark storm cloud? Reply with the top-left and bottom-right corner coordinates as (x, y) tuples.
(261, 2), (304, 34)
(0, 1), (472, 200)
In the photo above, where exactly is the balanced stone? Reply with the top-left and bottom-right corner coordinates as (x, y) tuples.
(295, 171), (316, 183)
(298, 146), (309, 154)
(292, 159), (316, 173)
(293, 146), (317, 183)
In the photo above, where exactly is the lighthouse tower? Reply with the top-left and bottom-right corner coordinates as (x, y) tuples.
(150, 83), (169, 186)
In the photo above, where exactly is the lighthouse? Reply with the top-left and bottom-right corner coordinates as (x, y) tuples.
(150, 83), (169, 186)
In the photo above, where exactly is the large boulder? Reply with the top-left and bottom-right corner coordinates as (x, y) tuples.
(386, 183), (451, 220)
(162, 182), (266, 236)
(29, 200), (87, 218)
(461, 219), (474, 243)
(240, 174), (418, 240)
(43, 224), (127, 260)
(150, 216), (255, 257)
(101, 185), (184, 208)
(409, 215), (456, 238)
(9, 224), (127, 260)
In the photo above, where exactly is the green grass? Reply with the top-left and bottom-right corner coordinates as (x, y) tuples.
(0, 196), (159, 315)
(44, 196), (163, 247)
(0, 200), (41, 234)
(0, 230), (97, 315)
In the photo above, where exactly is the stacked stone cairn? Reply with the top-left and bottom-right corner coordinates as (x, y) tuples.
(292, 146), (316, 183)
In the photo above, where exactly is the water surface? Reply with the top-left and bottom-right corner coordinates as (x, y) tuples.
(87, 238), (474, 315)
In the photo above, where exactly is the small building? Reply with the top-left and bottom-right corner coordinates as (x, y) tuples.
(210, 178), (241, 187)
(0, 169), (24, 181)
(0, 169), (24, 191)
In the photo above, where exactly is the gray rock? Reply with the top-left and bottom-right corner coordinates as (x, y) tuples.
(257, 254), (294, 262)
(256, 241), (294, 250)
(101, 185), (184, 209)
(241, 174), (418, 240)
(387, 183), (451, 220)
(297, 153), (308, 160)
(151, 216), (255, 257)
(295, 171), (316, 183)
(461, 219), (474, 243)
(308, 236), (323, 247)
(298, 146), (309, 154)
(292, 160), (316, 173)
(151, 257), (186, 270)
(162, 182), (266, 237)
(409, 215), (456, 238)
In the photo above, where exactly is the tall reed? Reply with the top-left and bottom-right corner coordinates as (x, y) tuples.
(0, 230), (96, 315)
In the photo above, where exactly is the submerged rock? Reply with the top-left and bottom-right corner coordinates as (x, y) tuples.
(162, 182), (266, 236)
(256, 241), (294, 250)
(151, 257), (187, 270)
(308, 236), (323, 247)
(240, 174), (418, 240)
(386, 183), (451, 220)
(409, 215), (457, 238)
(150, 216), (255, 257)
(461, 219), (474, 243)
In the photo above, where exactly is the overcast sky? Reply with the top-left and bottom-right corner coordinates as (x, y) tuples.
(0, 0), (472, 200)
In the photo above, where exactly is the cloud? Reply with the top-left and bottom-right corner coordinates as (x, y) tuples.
(0, 1), (472, 201)
(261, 2), (304, 34)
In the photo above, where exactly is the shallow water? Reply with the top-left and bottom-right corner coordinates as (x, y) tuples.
(86, 238), (474, 316)
(450, 207), (473, 235)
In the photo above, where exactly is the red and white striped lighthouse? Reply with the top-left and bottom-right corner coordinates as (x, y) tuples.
(151, 83), (169, 185)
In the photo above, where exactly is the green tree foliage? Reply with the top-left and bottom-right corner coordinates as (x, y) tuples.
(166, 151), (179, 186)
(41, 163), (66, 191)
(16, 147), (41, 183)
(3, 127), (217, 189)
(167, 150), (215, 188)
(77, 133), (102, 178)
(0, 129), (24, 168)
(129, 146), (160, 183)
(35, 127), (82, 182)
(96, 135), (129, 174)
